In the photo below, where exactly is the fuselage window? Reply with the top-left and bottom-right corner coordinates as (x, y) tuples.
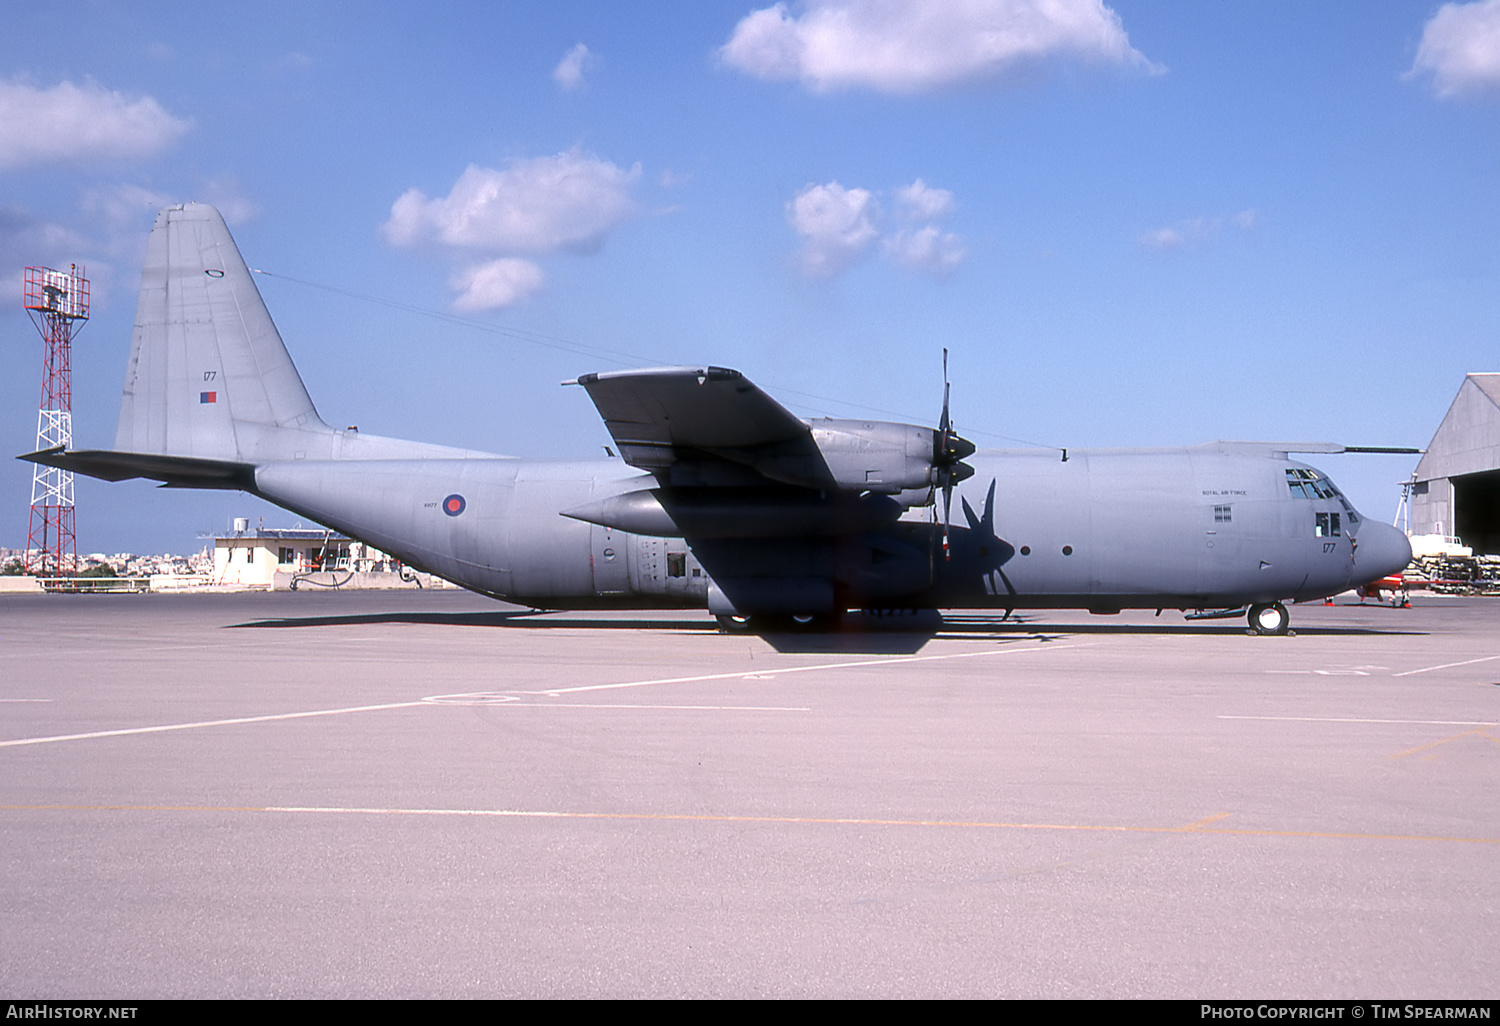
(667, 552), (686, 578)
(1315, 511), (1342, 538)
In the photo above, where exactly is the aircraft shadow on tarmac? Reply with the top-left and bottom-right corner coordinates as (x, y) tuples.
(227, 608), (1424, 655)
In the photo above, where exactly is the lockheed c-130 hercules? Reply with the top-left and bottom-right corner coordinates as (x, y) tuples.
(24, 204), (1414, 635)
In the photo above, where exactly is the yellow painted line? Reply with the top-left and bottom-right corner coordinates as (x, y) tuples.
(1392, 727), (1499, 761)
(1220, 715), (1500, 726)
(1393, 654), (1500, 678)
(3, 804), (1495, 845)
(1185, 827), (1498, 844)
(530, 703), (811, 711)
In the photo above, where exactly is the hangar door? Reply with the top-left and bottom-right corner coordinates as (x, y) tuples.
(1454, 469), (1500, 556)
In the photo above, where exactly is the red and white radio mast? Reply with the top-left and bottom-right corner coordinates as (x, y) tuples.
(23, 264), (89, 578)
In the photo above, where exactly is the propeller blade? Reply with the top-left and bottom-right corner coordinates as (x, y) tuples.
(942, 476), (954, 560)
(939, 348), (951, 440)
(961, 494), (981, 532)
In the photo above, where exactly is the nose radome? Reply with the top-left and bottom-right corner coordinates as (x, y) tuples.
(1354, 521), (1413, 583)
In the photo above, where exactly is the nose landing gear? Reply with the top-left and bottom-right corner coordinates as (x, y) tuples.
(1248, 601), (1290, 636)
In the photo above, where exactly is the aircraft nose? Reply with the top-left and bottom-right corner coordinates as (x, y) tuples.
(1354, 520), (1412, 583)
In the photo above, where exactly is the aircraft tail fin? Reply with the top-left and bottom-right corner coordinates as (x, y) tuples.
(115, 203), (332, 461)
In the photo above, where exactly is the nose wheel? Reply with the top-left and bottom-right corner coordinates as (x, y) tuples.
(1248, 601), (1290, 636)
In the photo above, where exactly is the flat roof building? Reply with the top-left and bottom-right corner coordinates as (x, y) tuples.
(212, 526), (393, 588)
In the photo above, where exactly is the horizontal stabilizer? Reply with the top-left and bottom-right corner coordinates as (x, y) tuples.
(19, 447), (255, 490)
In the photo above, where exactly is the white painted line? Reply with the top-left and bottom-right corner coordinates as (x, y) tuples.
(0, 700), (429, 749)
(1, 644), (1069, 749)
(421, 693), (522, 705)
(1392, 655), (1500, 678)
(1220, 715), (1500, 726)
(421, 693), (807, 711)
(520, 643), (1078, 697)
(1265, 669), (1370, 676)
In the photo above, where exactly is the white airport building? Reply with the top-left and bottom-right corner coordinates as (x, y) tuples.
(211, 521), (409, 588)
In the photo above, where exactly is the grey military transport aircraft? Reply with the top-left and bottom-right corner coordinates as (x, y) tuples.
(24, 204), (1413, 635)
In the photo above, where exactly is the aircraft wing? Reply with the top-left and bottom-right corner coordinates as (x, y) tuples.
(573, 366), (809, 472)
(1205, 442), (1423, 457)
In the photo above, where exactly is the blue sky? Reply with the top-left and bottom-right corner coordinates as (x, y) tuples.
(2, 1), (1497, 554)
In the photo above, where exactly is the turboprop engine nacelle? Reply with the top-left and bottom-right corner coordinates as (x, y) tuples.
(726, 418), (971, 507)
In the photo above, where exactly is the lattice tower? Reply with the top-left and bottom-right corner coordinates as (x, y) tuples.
(23, 265), (89, 577)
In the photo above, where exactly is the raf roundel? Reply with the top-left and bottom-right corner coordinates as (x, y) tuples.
(442, 493), (466, 517)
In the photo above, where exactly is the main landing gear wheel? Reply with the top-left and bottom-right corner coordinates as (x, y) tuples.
(767, 613), (834, 632)
(1248, 601), (1290, 636)
(715, 613), (835, 633)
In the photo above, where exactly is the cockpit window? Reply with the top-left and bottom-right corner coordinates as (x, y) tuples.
(1286, 468), (1337, 500)
(1284, 468), (1362, 523)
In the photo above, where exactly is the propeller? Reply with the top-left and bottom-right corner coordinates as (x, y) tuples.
(933, 348), (976, 559)
(963, 478), (1018, 598)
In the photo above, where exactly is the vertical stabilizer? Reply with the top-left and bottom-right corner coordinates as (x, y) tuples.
(115, 203), (331, 460)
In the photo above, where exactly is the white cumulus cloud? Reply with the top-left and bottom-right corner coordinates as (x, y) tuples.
(383, 149), (640, 309)
(450, 258), (546, 312)
(83, 179), (255, 232)
(720, 0), (1156, 94)
(553, 43), (593, 91)
(885, 226), (965, 275)
(1409, 0), (1500, 98)
(789, 178), (965, 278)
(1138, 210), (1257, 251)
(0, 205), (92, 267)
(383, 149), (639, 254)
(1139, 225), (1186, 250)
(0, 79), (189, 169)
(894, 178), (956, 222)
(81, 184), (174, 228)
(787, 181), (881, 277)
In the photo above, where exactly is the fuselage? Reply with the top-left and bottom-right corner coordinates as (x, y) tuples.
(246, 443), (1412, 616)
